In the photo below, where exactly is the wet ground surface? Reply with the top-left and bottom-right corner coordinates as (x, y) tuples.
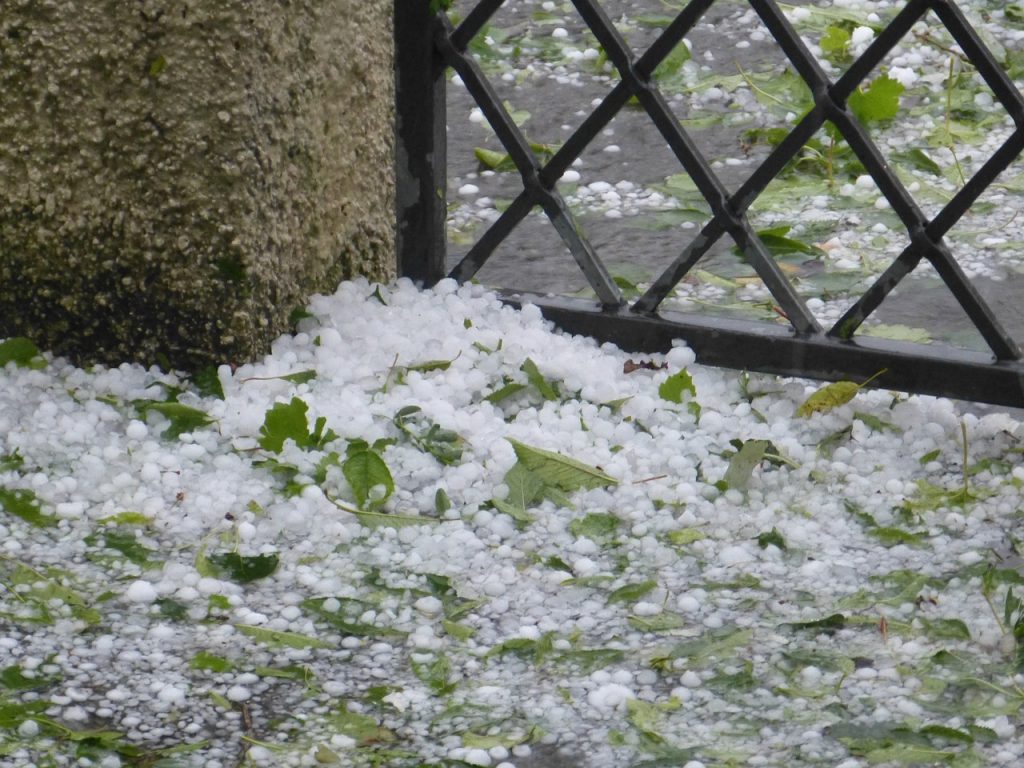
(440, 0), (1024, 356)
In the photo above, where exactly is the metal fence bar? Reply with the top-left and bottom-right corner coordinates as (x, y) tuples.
(394, 0), (446, 286)
(932, 0), (1024, 125)
(434, 14), (623, 305)
(502, 292), (1024, 407)
(451, 0), (505, 52)
(574, 0), (820, 332)
(398, 0), (1024, 408)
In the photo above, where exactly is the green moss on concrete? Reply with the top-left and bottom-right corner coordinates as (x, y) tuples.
(0, 0), (394, 370)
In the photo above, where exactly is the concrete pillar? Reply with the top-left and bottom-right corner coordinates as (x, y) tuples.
(0, 0), (394, 369)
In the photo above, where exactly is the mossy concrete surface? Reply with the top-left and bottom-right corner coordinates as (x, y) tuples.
(0, 0), (394, 370)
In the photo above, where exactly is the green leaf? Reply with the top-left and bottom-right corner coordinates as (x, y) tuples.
(820, 25), (851, 60)
(148, 54), (167, 77)
(411, 653), (456, 695)
(558, 648), (625, 673)
(707, 660), (757, 693)
(214, 254), (246, 282)
(561, 574), (614, 588)
(461, 730), (536, 750)
(628, 612), (687, 632)
(796, 381), (860, 417)
(193, 366), (225, 399)
(209, 691), (233, 710)
(493, 462), (544, 525)
(405, 358), (455, 374)
(156, 598), (188, 621)
(206, 552), (279, 583)
(342, 446), (395, 508)
(758, 231), (823, 258)
(314, 744), (341, 765)
(627, 697), (681, 737)
(757, 527), (787, 550)
(743, 225), (824, 258)
(569, 512), (621, 540)
(853, 411), (900, 433)
(0, 699), (50, 728)
(255, 665), (316, 684)
(208, 594), (231, 611)
(966, 725), (999, 743)
(195, 547), (216, 578)
(96, 511), (153, 526)
(475, 147), (514, 171)
(0, 337), (42, 368)
(190, 652), (234, 673)
(723, 439), (770, 491)
(234, 624), (332, 649)
(544, 556), (573, 573)
(894, 148), (942, 175)
(491, 496), (536, 526)
(349, 509), (437, 529)
(827, 721), (911, 750)
(601, 396), (632, 412)
(328, 707), (397, 745)
(796, 369), (886, 417)
(290, 307), (315, 325)
(508, 439), (617, 492)
(434, 488), (451, 516)
(487, 635), (554, 665)
(701, 574), (763, 591)
(521, 358), (560, 401)
(1006, 587), (1022, 629)
(693, 269), (738, 290)
(654, 39), (691, 78)
(920, 724), (974, 744)
(781, 649), (855, 676)
(0, 450), (24, 472)
(442, 620), (475, 641)
(870, 525), (926, 547)
(301, 597), (407, 638)
(445, 598), (487, 623)
(607, 580), (657, 605)
(928, 118), (986, 148)
(474, 142), (554, 172)
(658, 370), (696, 404)
(87, 529), (161, 567)
(485, 382), (527, 403)
(817, 426), (852, 457)
(656, 626), (753, 668)
(0, 664), (59, 690)
(862, 323), (932, 343)
(392, 408), (464, 466)
(259, 397), (311, 452)
(244, 370), (318, 385)
(504, 462), (544, 508)
(783, 613), (846, 633)
(664, 528), (706, 547)
(921, 618), (966, 643)
(135, 401), (214, 438)
(0, 563), (99, 626)
(0, 488), (57, 528)
(312, 451), (342, 485)
(848, 74), (904, 124)
(863, 745), (957, 764)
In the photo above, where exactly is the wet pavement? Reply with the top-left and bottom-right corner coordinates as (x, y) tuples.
(441, 0), (1024, 355)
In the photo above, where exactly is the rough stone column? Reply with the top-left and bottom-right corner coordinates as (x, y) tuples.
(0, 0), (394, 370)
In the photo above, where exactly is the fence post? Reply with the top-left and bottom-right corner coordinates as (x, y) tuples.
(394, 2), (447, 285)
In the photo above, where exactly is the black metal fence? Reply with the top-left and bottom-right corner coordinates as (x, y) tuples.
(395, 0), (1024, 408)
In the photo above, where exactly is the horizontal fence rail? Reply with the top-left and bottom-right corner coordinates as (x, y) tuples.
(394, 0), (1024, 408)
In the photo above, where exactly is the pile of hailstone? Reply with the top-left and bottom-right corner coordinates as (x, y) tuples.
(1, 279), (1023, 768)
